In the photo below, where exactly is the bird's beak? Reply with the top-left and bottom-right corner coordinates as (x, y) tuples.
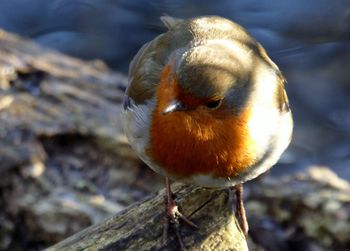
(162, 100), (185, 115)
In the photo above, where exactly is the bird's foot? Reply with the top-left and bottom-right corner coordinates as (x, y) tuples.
(162, 195), (198, 251)
(234, 184), (249, 238)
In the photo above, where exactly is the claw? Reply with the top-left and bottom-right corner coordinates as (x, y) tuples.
(162, 178), (198, 251)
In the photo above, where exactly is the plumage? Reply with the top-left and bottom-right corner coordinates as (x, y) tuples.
(124, 15), (293, 187)
(123, 16), (293, 244)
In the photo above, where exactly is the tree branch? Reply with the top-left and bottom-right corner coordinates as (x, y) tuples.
(46, 184), (248, 251)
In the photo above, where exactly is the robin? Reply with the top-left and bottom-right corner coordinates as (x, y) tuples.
(123, 15), (293, 249)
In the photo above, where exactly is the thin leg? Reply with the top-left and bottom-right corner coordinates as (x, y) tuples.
(163, 177), (198, 251)
(234, 184), (249, 237)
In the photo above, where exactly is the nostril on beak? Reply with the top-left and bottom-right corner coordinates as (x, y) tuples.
(162, 100), (184, 115)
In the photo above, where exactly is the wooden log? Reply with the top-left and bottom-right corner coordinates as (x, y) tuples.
(0, 29), (131, 173)
(46, 183), (248, 251)
(0, 29), (145, 249)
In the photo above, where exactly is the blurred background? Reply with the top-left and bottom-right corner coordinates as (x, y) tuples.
(0, 1), (349, 250)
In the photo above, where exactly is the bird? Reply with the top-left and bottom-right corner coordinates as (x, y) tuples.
(123, 15), (293, 249)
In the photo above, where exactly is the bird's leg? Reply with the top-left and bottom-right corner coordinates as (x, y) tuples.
(163, 177), (198, 250)
(234, 183), (249, 238)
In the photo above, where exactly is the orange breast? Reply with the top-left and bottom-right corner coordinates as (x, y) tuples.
(148, 64), (257, 179)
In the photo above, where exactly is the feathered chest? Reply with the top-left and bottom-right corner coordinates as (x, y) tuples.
(147, 65), (258, 179)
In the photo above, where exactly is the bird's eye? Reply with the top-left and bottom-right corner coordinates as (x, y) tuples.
(205, 99), (222, 109)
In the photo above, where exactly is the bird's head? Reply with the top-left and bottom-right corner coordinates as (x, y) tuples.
(157, 43), (253, 122)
